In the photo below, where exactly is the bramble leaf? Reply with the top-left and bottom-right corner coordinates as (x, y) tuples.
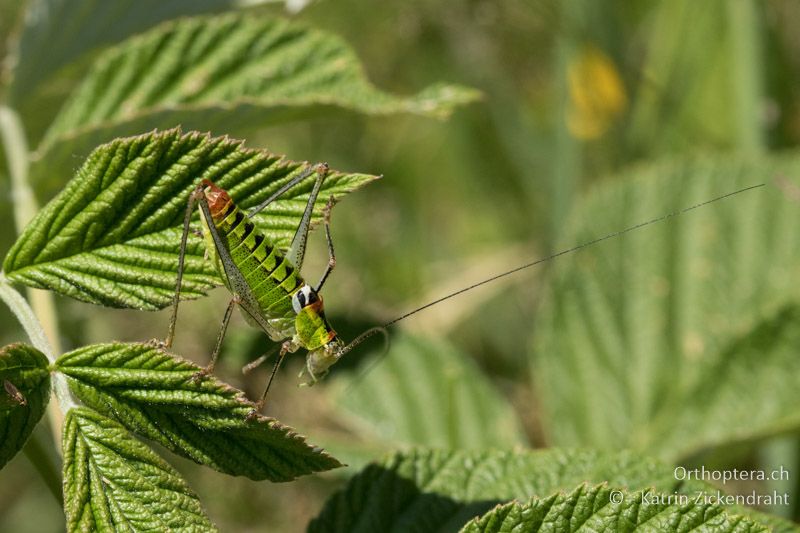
(461, 484), (770, 533)
(62, 407), (216, 532)
(34, 14), (479, 186)
(56, 342), (342, 481)
(334, 334), (526, 451)
(8, 0), (272, 105)
(0, 343), (50, 470)
(8, 1), (273, 144)
(310, 449), (794, 533)
(532, 154), (800, 460)
(3, 128), (376, 309)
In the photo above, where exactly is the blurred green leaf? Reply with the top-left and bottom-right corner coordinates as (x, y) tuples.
(461, 484), (772, 533)
(0, 343), (50, 470)
(33, 13), (480, 189)
(624, 0), (766, 156)
(8, 0), (274, 104)
(334, 334), (527, 451)
(62, 407), (216, 532)
(7, 1), (283, 145)
(3, 128), (376, 310)
(665, 306), (800, 455)
(56, 342), (342, 481)
(309, 448), (790, 533)
(533, 154), (800, 460)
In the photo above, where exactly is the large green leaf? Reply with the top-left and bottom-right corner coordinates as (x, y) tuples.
(0, 343), (50, 470)
(63, 407), (216, 532)
(625, 0), (745, 156)
(309, 448), (794, 533)
(334, 334), (527, 452)
(33, 14), (479, 189)
(56, 342), (342, 481)
(3, 128), (376, 310)
(532, 154), (800, 460)
(461, 484), (771, 533)
(8, 1), (278, 145)
(9, 0), (272, 105)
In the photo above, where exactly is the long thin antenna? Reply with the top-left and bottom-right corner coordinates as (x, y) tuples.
(341, 183), (764, 353)
(383, 183), (764, 328)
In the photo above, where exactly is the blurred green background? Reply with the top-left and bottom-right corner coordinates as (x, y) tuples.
(1, 0), (799, 531)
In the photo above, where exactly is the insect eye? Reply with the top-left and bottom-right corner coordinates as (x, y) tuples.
(292, 286), (318, 313)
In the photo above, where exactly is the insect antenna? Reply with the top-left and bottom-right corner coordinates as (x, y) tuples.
(342, 182), (765, 382)
(337, 326), (390, 359)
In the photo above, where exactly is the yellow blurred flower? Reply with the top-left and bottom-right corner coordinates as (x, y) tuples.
(567, 46), (627, 139)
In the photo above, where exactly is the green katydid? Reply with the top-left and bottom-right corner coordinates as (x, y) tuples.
(164, 163), (384, 413)
(165, 165), (763, 415)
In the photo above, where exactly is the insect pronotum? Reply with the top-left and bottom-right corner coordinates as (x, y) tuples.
(166, 166), (763, 414)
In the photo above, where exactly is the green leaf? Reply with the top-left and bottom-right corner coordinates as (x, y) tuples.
(0, 343), (50, 470)
(333, 334), (527, 452)
(10, 1), (273, 103)
(532, 154), (800, 460)
(33, 13), (480, 187)
(625, 0), (758, 156)
(55, 342), (342, 481)
(3, 128), (376, 310)
(8, 1), (275, 144)
(309, 448), (691, 532)
(461, 484), (771, 533)
(62, 407), (216, 532)
(310, 449), (794, 533)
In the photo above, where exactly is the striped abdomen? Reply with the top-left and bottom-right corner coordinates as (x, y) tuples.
(202, 181), (303, 319)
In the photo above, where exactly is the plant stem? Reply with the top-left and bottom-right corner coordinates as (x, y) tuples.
(728, 0), (765, 155)
(0, 106), (38, 230)
(0, 277), (77, 412)
(0, 106), (70, 442)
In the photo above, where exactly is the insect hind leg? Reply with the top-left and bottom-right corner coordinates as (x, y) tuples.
(286, 163), (329, 269)
(314, 195), (337, 292)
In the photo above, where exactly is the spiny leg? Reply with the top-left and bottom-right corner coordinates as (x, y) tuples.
(286, 163), (329, 270)
(314, 195), (337, 292)
(247, 163), (322, 219)
(164, 185), (205, 348)
(241, 344), (281, 375)
(190, 296), (239, 382)
(248, 341), (291, 418)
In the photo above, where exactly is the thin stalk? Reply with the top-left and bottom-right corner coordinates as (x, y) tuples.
(0, 276), (77, 412)
(550, 1), (582, 247)
(0, 106), (38, 230)
(758, 436), (798, 520)
(0, 106), (69, 441)
(728, 0), (766, 155)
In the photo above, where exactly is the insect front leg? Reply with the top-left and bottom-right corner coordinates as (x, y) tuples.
(248, 339), (294, 419)
(241, 344), (281, 375)
(163, 184), (205, 349)
(189, 295), (240, 383)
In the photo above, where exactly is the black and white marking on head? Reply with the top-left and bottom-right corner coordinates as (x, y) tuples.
(292, 285), (319, 313)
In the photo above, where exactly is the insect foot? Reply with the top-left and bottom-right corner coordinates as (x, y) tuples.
(146, 337), (168, 351)
(245, 407), (261, 421)
(323, 194), (336, 223)
(188, 367), (211, 384)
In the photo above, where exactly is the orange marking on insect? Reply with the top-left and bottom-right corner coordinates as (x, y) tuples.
(201, 179), (233, 220)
